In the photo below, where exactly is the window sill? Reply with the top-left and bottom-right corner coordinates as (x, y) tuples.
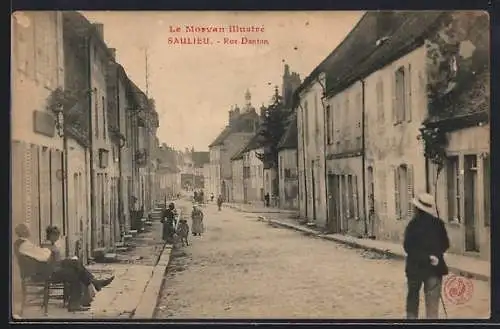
(447, 220), (461, 227)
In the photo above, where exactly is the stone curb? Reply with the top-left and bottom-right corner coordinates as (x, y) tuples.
(224, 204), (297, 214)
(132, 245), (173, 319)
(267, 218), (490, 282)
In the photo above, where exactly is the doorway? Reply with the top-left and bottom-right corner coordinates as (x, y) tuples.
(367, 166), (376, 237)
(327, 174), (340, 233)
(464, 155), (479, 252)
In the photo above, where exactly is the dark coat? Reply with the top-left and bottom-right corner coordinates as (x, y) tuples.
(161, 208), (177, 241)
(403, 211), (450, 280)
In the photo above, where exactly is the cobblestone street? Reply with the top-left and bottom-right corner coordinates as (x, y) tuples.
(155, 203), (490, 319)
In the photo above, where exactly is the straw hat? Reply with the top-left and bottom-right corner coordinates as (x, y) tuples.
(412, 193), (438, 217)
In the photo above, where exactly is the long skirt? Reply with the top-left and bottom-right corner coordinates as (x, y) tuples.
(162, 221), (175, 242)
(191, 217), (204, 234)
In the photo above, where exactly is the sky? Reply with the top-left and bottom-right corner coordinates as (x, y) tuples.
(81, 11), (364, 152)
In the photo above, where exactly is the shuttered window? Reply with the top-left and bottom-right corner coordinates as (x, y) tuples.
(407, 164), (414, 219)
(326, 105), (332, 144)
(484, 154), (490, 227)
(405, 64), (412, 122)
(353, 175), (359, 219)
(394, 165), (401, 220)
(393, 66), (406, 125)
(376, 80), (384, 124)
(394, 164), (414, 220)
(40, 147), (51, 234)
(23, 144), (34, 239)
(446, 156), (460, 222)
(344, 96), (350, 148)
(12, 142), (23, 238)
(94, 94), (99, 139)
(31, 145), (41, 244)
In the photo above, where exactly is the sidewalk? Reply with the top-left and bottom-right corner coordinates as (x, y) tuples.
(252, 213), (490, 282)
(12, 216), (174, 320)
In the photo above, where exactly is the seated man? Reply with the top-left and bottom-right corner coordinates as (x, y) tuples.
(14, 224), (114, 312)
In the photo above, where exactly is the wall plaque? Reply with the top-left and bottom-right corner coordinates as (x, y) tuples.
(33, 110), (55, 137)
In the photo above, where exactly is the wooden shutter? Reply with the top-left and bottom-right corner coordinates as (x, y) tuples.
(23, 143), (33, 234)
(11, 141), (24, 236)
(407, 164), (414, 219)
(391, 70), (397, 125)
(393, 166), (401, 220)
(353, 175), (359, 219)
(405, 64), (412, 122)
(39, 148), (51, 235)
(31, 145), (41, 244)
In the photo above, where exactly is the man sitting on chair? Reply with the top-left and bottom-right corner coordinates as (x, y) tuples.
(14, 224), (114, 312)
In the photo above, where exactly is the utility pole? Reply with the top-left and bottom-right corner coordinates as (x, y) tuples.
(145, 47), (149, 97)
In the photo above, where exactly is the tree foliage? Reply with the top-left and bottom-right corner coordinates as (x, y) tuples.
(255, 88), (291, 168)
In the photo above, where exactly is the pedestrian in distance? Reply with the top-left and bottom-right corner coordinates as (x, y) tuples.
(403, 192), (450, 319)
(210, 193), (214, 202)
(264, 193), (270, 207)
(217, 194), (223, 211)
(191, 205), (204, 236)
(161, 202), (177, 244)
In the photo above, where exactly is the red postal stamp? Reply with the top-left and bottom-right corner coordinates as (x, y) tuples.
(443, 274), (474, 305)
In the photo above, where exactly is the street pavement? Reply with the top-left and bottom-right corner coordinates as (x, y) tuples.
(155, 203), (490, 319)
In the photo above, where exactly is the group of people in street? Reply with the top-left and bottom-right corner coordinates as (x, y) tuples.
(160, 202), (205, 245)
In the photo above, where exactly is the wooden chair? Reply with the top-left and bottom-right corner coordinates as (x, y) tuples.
(14, 247), (68, 316)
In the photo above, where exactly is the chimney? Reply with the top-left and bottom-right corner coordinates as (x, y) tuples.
(92, 23), (104, 39)
(109, 48), (116, 60)
(228, 109), (234, 126)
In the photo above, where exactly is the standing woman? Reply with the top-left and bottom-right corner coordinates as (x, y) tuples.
(191, 205), (204, 236)
(161, 202), (177, 243)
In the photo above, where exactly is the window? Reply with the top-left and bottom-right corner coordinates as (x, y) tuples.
(94, 94), (99, 138)
(102, 96), (107, 140)
(376, 80), (384, 123)
(446, 156), (460, 222)
(344, 96), (350, 147)
(393, 66), (406, 124)
(394, 164), (414, 220)
(483, 154), (490, 227)
(243, 167), (250, 179)
(280, 155), (284, 176)
(314, 95), (320, 135)
(326, 105), (332, 144)
(355, 92), (362, 149)
(304, 101), (309, 145)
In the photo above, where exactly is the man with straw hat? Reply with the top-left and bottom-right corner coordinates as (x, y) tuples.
(403, 192), (450, 319)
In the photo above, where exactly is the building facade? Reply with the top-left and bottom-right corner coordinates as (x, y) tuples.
(208, 91), (260, 202)
(297, 74), (328, 227)
(12, 11), (66, 252)
(278, 113), (299, 210)
(231, 155), (244, 202)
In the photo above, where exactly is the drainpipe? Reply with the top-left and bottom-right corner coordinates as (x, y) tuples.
(62, 106), (69, 257)
(298, 102), (308, 218)
(360, 79), (368, 236)
(87, 34), (96, 252)
(317, 77), (329, 231)
(116, 66), (124, 239)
